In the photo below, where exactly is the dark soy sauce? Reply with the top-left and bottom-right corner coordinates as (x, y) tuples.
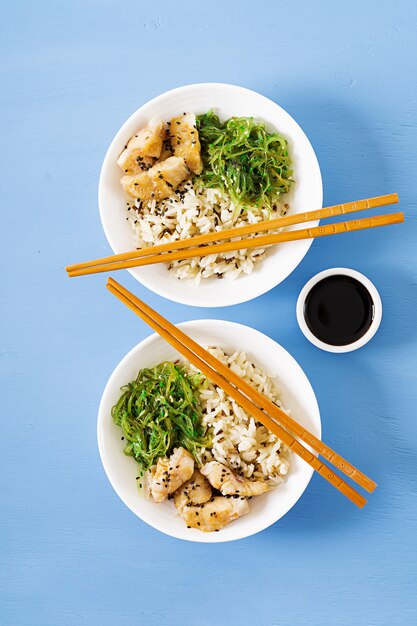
(304, 275), (374, 346)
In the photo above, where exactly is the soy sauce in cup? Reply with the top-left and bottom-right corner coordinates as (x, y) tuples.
(296, 268), (382, 353)
(304, 275), (374, 345)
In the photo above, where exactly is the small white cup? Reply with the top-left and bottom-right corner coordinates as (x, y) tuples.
(296, 268), (382, 353)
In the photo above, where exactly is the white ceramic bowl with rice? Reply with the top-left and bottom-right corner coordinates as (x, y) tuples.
(99, 83), (322, 307)
(97, 320), (321, 542)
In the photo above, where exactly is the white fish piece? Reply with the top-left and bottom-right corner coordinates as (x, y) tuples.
(173, 470), (212, 511)
(170, 113), (203, 174)
(157, 127), (174, 161)
(121, 156), (189, 201)
(118, 152), (154, 176)
(176, 493), (249, 532)
(149, 447), (194, 503)
(201, 460), (269, 497)
(117, 117), (166, 175)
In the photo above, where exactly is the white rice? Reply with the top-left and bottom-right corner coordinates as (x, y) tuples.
(194, 348), (290, 486)
(127, 182), (288, 284)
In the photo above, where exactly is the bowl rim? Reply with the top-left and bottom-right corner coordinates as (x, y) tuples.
(98, 82), (323, 307)
(296, 267), (383, 353)
(97, 318), (322, 542)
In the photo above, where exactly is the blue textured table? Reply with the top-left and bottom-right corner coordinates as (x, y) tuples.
(1, 2), (416, 625)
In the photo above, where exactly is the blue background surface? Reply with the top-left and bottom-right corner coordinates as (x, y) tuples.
(1, 2), (416, 625)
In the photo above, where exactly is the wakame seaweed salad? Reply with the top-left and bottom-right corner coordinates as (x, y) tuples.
(195, 110), (294, 211)
(111, 361), (211, 473)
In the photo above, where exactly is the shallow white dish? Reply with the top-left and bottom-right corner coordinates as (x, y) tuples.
(97, 320), (321, 542)
(296, 267), (382, 353)
(99, 83), (323, 307)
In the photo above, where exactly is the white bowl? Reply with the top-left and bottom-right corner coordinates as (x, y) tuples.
(97, 320), (321, 542)
(99, 83), (323, 307)
(296, 267), (383, 353)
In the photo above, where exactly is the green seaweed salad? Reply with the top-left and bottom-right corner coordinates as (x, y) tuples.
(112, 361), (211, 477)
(195, 110), (294, 211)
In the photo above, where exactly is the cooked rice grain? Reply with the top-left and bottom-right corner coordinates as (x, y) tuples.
(195, 348), (290, 486)
(127, 183), (287, 283)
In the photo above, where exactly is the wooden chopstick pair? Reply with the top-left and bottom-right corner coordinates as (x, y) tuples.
(106, 277), (376, 508)
(67, 193), (402, 277)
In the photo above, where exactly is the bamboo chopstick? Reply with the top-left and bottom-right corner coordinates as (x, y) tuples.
(68, 211), (403, 277)
(107, 277), (370, 508)
(67, 193), (398, 274)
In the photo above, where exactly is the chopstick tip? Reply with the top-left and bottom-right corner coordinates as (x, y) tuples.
(107, 276), (121, 292)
